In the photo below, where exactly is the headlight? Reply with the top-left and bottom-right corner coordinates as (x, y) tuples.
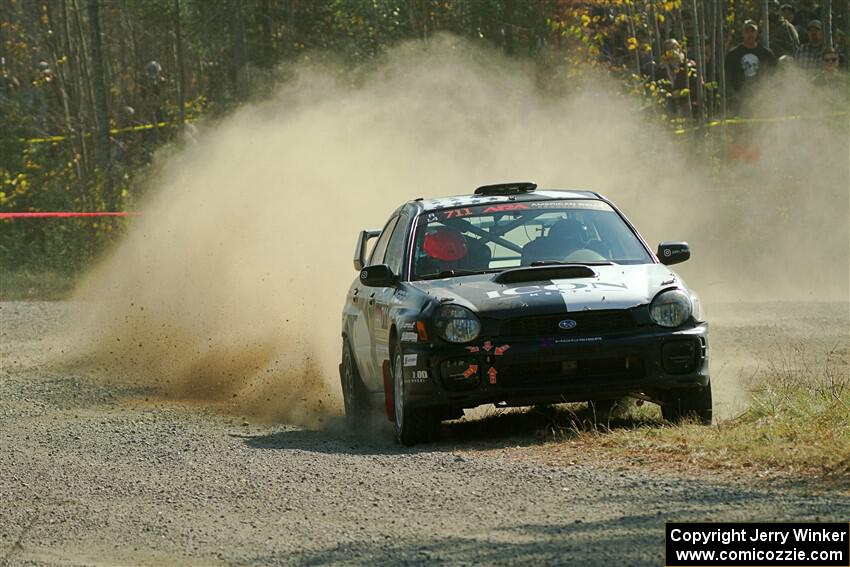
(434, 305), (481, 343)
(650, 289), (692, 328)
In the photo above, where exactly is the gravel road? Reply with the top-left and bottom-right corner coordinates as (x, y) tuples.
(1, 300), (848, 566)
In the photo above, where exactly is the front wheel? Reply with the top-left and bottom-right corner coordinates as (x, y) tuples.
(392, 346), (440, 446)
(660, 381), (713, 425)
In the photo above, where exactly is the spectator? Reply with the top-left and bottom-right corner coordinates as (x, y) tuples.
(797, 20), (826, 71)
(769, 0), (800, 57)
(781, 4), (804, 39)
(656, 39), (699, 119)
(795, 0), (822, 39)
(725, 20), (778, 111)
(814, 48), (849, 106)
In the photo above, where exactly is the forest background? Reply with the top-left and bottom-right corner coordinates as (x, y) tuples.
(1, 0), (848, 281)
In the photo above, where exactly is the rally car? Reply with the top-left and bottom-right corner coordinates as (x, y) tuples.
(340, 182), (711, 445)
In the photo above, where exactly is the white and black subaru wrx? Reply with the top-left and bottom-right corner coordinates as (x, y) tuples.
(340, 182), (710, 445)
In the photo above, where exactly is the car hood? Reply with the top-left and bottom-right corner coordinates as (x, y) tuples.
(410, 263), (683, 319)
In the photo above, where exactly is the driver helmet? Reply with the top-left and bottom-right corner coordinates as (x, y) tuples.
(548, 218), (588, 245)
(423, 228), (468, 261)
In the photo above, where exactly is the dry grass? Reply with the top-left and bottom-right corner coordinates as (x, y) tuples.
(0, 270), (77, 301)
(457, 344), (850, 481)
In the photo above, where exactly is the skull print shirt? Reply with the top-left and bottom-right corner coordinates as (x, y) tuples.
(724, 44), (778, 95)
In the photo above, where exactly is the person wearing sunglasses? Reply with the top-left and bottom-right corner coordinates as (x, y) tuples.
(813, 48), (848, 106)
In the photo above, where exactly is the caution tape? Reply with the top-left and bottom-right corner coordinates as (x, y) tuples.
(0, 212), (140, 219)
(672, 111), (850, 134)
(19, 118), (195, 145)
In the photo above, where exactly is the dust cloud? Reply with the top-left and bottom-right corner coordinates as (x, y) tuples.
(66, 36), (848, 426)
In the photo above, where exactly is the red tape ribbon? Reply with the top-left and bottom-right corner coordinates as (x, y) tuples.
(0, 212), (140, 219)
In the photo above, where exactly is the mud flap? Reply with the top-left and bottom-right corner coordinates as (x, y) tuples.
(382, 359), (395, 422)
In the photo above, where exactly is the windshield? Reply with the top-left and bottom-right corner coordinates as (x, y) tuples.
(410, 200), (653, 280)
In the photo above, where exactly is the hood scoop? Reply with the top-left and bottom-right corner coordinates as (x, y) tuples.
(493, 265), (598, 284)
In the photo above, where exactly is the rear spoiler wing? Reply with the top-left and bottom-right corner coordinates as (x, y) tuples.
(353, 229), (381, 271)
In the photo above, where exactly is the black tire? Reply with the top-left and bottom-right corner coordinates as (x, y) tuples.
(660, 381), (713, 425)
(341, 339), (371, 428)
(392, 345), (440, 446)
(589, 397), (634, 421)
(588, 399), (617, 422)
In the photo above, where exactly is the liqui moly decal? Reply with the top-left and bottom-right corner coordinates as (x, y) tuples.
(485, 280), (629, 299)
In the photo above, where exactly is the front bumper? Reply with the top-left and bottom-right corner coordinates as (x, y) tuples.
(399, 323), (709, 409)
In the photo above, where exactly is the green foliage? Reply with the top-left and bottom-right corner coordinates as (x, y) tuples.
(2, 0), (847, 275)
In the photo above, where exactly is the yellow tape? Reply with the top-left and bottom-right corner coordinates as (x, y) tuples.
(672, 111), (849, 134)
(20, 118), (196, 145)
(19, 111), (846, 143)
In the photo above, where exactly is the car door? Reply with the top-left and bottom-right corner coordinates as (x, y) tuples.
(370, 211), (411, 381)
(356, 215), (399, 388)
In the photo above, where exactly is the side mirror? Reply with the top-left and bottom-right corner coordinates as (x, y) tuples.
(657, 242), (691, 265)
(360, 264), (397, 287)
(353, 229), (381, 271)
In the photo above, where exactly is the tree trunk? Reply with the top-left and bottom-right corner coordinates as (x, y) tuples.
(626, 2), (641, 78)
(824, 0), (833, 48)
(719, 0), (728, 136)
(87, 0), (113, 205)
(63, 0), (92, 187)
(692, 0), (706, 126)
(259, 0), (274, 65)
(761, 0), (770, 49)
(231, 0), (248, 98)
(174, 0), (186, 124)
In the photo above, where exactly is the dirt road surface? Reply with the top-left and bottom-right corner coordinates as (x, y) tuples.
(1, 300), (848, 566)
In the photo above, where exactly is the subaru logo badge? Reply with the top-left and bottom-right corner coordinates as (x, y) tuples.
(558, 319), (577, 330)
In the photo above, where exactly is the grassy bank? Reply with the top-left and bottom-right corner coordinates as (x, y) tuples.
(461, 365), (850, 481)
(0, 270), (77, 301)
(458, 345), (850, 483)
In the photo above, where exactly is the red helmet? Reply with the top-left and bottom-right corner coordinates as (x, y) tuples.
(423, 228), (468, 261)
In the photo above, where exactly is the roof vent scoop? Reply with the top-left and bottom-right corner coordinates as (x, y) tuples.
(474, 182), (537, 196)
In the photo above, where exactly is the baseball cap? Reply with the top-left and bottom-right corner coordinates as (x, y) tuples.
(807, 20), (822, 30)
(743, 19), (758, 31)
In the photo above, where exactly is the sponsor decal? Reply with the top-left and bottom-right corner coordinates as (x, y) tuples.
(528, 200), (610, 210)
(462, 365), (479, 379)
(465, 345), (480, 353)
(399, 322), (416, 331)
(483, 203), (529, 213)
(555, 336), (602, 344)
(403, 354), (418, 367)
(401, 331), (418, 343)
(558, 319), (577, 330)
(494, 344), (511, 356)
(488, 367), (498, 384)
(408, 369), (429, 383)
(427, 213), (439, 223)
(444, 207), (472, 219)
(485, 281), (628, 299)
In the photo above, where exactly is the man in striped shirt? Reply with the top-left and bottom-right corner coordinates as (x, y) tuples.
(796, 20), (826, 71)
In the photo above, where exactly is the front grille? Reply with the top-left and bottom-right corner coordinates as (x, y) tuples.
(662, 339), (700, 374)
(501, 310), (635, 337)
(500, 356), (645, 388)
